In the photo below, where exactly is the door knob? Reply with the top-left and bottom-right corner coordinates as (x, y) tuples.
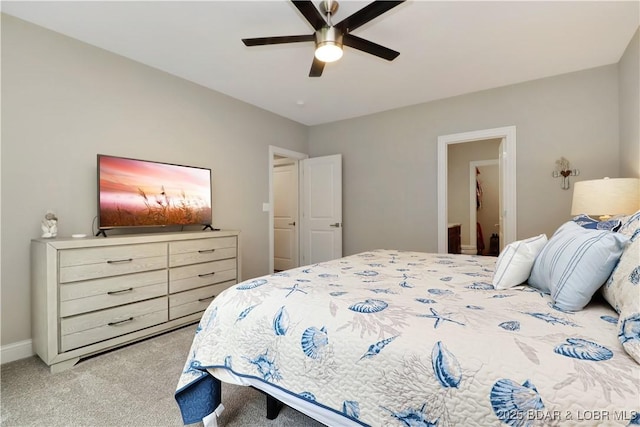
(329, 222), (341, 228)
(288, 222), (296, 226)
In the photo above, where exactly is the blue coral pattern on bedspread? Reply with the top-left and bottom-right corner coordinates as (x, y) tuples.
(175, 250), (639, 426)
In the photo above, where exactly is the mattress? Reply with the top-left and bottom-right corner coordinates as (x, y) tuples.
(175, 249), (640, 426)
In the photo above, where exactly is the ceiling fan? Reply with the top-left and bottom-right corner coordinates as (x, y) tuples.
(241, 0), (405, 77)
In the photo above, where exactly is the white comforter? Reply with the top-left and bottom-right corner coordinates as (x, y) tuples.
(176, 250), (640, 426)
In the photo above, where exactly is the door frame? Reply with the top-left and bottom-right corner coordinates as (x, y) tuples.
(437, 126), (516, 253)
(268, 146), (308, 273)
(469, 159), (499, 252)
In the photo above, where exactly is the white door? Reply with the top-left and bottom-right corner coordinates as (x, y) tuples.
(273, 160), (299, 271)
(301, 154), (342, 265)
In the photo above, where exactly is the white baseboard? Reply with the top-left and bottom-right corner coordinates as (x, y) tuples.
(1, 339), (34, 364)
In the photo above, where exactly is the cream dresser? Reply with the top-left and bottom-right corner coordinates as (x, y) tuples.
(31, 230), (240, 372)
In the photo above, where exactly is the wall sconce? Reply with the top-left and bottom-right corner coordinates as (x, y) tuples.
(552, 157), (580, 190)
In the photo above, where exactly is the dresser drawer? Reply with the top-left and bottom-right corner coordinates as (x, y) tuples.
(169, 237), (237, 267)
(169, 258), (237, 293)
(60, 270), (168, 317)
(169, 280), (235, 320)
(59, 243), (167, 283)
(60, 297), (168, 352)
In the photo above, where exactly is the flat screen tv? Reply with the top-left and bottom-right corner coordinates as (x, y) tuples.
(97, 154), (212, 232)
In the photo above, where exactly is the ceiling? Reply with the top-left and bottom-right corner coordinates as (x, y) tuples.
(2, 1), (638, 126)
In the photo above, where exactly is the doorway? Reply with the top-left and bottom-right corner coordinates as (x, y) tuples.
(268, 147), (343, 273)
(437, 126), (517, 254)
(268, 146), (308, 273)
(470, 159), (499, 255)
(273, 157), (299, 271)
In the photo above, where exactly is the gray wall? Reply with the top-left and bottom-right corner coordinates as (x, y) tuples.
(308, 65), (622, 256)
(1, 15), (308, 346)
(619, 28), (640, 178)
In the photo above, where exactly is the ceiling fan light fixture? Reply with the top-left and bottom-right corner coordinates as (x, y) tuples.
(315, 43), (343, 62)
(314, 26), (343, 63)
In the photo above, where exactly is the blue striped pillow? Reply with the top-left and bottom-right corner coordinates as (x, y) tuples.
(528, 221), (629, 311)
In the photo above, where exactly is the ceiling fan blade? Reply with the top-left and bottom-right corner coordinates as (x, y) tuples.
(292, 0), (327, 31)
(309, 57), (325, 77)
(336, 1), (405, 33)
(343, 34), (399, 61)
(242, 34), (315, 46)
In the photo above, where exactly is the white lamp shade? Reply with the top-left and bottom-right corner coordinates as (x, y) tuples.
(571, 177), (640, 217)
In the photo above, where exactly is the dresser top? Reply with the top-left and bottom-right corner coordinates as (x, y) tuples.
(32, 229), (240, 249)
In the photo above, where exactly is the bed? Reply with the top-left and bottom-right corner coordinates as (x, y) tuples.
(175, 212), (640, 427)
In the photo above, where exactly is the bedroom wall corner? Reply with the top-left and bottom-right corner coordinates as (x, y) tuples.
(618, 27), (640, 178)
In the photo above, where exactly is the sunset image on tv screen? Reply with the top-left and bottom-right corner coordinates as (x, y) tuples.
(98, 156), (212, 228)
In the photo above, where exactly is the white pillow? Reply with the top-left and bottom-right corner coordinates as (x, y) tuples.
(529, 221), (629, 311)
(492, 234), (548, 289)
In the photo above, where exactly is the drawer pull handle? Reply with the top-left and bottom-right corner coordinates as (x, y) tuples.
(198, 272), (216, 278)
(107, 288), (134, 295)
(107, 258), (133, 264)
(108, 317), (134, 326)
(198, 249), (216, 254)
(198, 296), (216, 302)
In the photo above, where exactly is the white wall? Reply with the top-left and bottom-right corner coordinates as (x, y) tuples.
(1, 15), (308, 347)
(308, 65), (621, 256)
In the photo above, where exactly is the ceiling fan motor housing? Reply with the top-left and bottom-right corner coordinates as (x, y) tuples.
(315, 26), (343, 49)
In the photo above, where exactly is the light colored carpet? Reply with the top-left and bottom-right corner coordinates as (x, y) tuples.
(0, 324), (324, 427)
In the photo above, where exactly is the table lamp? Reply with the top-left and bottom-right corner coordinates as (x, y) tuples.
(571, 177), (640, 220)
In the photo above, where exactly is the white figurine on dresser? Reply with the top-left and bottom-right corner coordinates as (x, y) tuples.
(40, 211), (58, 238)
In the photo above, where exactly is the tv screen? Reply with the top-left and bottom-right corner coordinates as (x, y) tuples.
(98, 154), (212, 230)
